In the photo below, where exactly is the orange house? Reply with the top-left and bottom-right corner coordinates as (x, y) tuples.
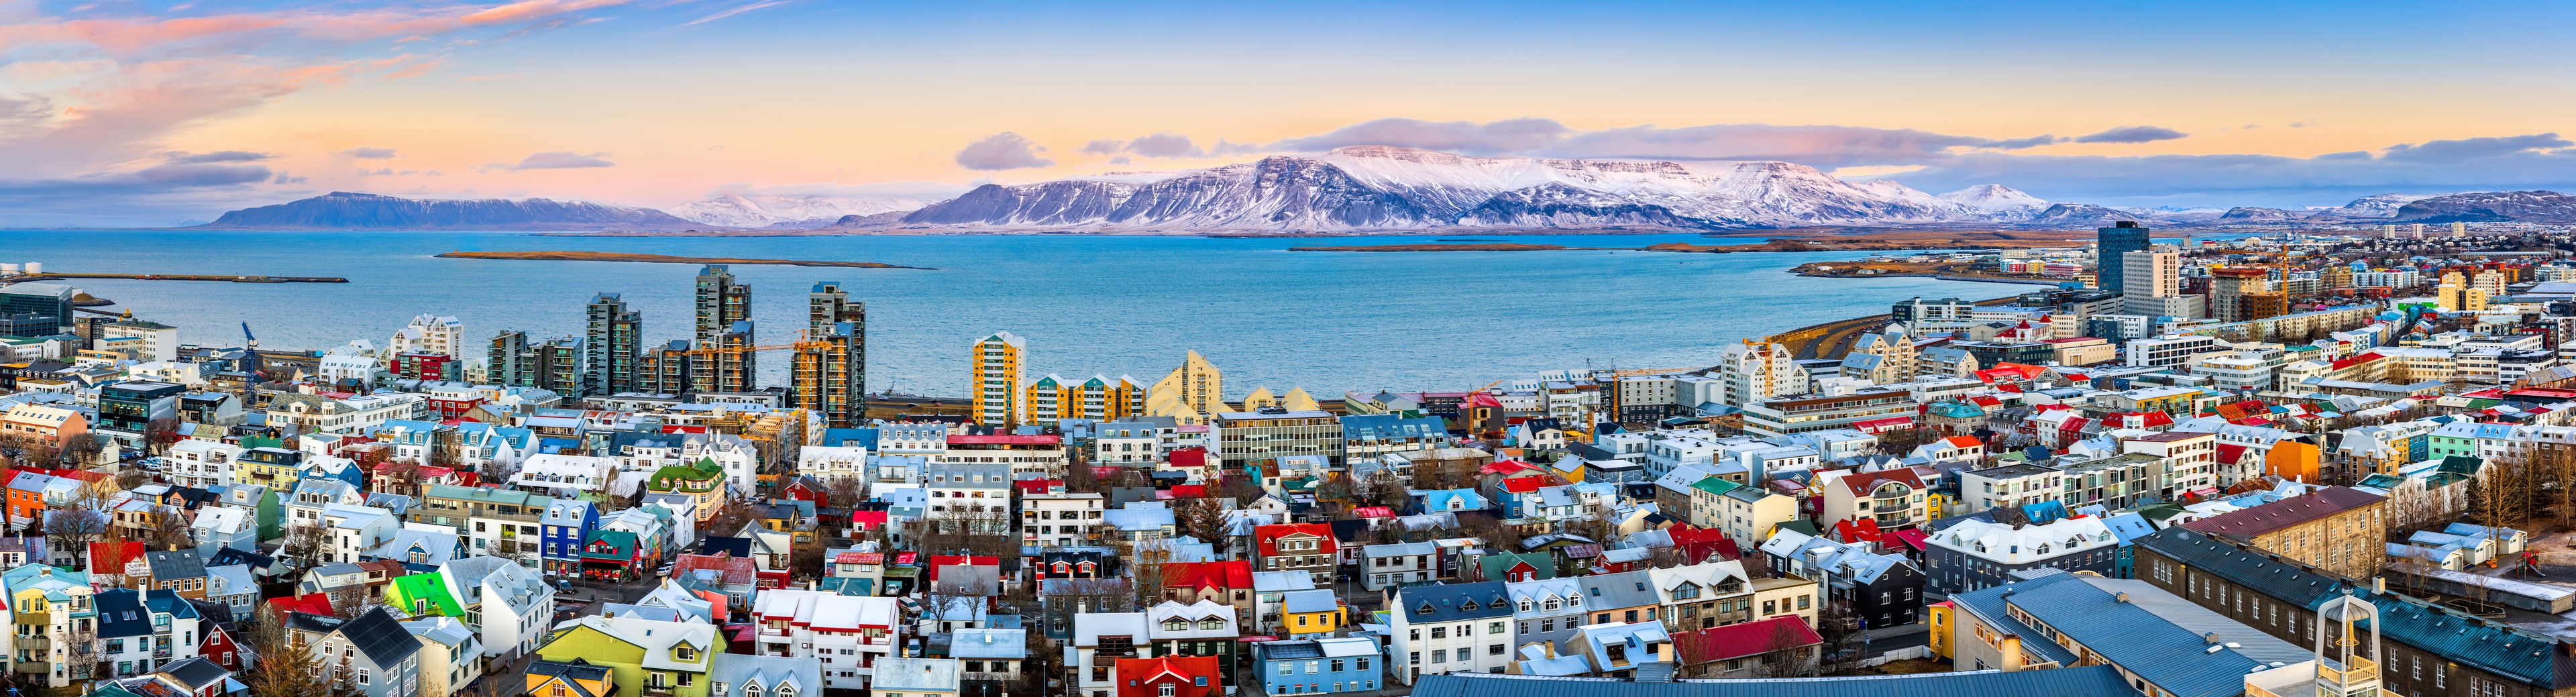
(2263, 441), (2322, 484)
(5, 470), (55, 524)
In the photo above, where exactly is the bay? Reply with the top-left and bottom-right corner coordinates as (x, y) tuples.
(0, 229), (2017, 396)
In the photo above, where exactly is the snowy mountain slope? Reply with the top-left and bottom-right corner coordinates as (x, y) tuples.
(2392, 191), (2576, 223)
(671, 192), (954, 227)
(1939, 184), (2049, 213)
(199, 191), (696, 230)
(892, 146), (2000, 231)
(2305, 193), (2435, 221)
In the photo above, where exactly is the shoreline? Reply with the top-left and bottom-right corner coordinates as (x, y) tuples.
(433, 250), (934, 269)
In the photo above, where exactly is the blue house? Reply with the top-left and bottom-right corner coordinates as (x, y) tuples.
(1251, 636), (1382, 696)
(540, 498), (598, 576)
(1413, 488), (1489, 515)
(297, 455), (366, 488)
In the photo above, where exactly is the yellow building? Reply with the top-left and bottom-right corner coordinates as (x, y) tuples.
(1030, 374), (1146, 426)
(970, 331), (1025, 428)
(1238, 386), (1319, 412)
(2437, 272), (2489, 312)
(1146, 350), (1227, 425)
(1281, 591), (1346, 637)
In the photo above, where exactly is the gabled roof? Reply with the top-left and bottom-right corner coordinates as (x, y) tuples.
(1672, 615), (1821, 663)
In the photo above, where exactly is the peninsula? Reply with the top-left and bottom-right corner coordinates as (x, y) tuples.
(435, 250), (931, 269)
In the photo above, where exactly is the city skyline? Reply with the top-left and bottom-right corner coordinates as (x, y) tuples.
(3, 1), (2575, 225)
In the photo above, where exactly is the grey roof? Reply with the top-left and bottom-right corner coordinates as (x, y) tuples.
(2077, 577), (2307, 666)
(293, 607), (421, 668)
(144, 549), (207, 580)
(708, 653), (824, 697)
(1281, 589), (1338, 614)
(1576, 570), (1662, 609)
(1409, 667), (2137, 697)
(872, 657), (960, 691)
(949, 627), (1028, 659)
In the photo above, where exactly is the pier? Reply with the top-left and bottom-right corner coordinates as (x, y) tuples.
(7, 273), (347, 283)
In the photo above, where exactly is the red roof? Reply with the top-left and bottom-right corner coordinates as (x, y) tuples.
(925, 555), (1000, 582)
(850, 511), (887, 529)
(1941, 435), (1982, 449)
(1168, 447), (1209, 469)
(2214, 443), (2249, 464)
(1502, 477), (1547, 494)
(1886, 528), (1930, 551)
(1254, 523), (1336, 556)
(266, 593), (333, 621)
(1012, 479), (1063, 495)
(1673, 616), (1824, 664)
(1167, 484), (1208, 498)
(1835, 468), (1924, 496)
(672, 553), (759, 586)
(1481, 460), (1540, 476)
(1833, 518), (1884, 545)
(1849, 416), (1913, 433)
(1115, 655), (1222, 697)
(89, 541), (146, 576)
(1163, 560), (1254, 591)
(1350, 506), (1393, 519)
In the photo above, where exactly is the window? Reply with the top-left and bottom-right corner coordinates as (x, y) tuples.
(1158, 686), (1176, 697)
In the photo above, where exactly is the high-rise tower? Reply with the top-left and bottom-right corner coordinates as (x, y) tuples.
(794, 282), (869, 427)
(970, 331), (1026, 428)
(586, 292), (643, 396)
(2096, 221), (2152, 292)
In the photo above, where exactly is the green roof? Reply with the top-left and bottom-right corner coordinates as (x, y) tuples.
(1477, 552), (1555, 581)
(582, 529), (640, 559)
(647, 458), (725, 492)
(1690, 476), (1740, 496)
(387, 572), (462, 617)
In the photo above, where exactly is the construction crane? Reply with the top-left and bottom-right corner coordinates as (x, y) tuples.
(678, 328), (833, 358)
(241, 321), (258, 348)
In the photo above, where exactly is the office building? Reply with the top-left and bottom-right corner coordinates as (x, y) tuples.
(2436, 272), (2487, 312)
(2209, 267), (2285, 323)
(2094, 221), (2152, 292)
(794, 282), (867, 427)
(0, 282), (76, 337)
(705, 321), (757, 394)
(1715, 340), (1807, 407)
(693, 265), (750, 345)
(2118, 248), (2204, 319)
(638, 339), (693, 394)
(487, 330), (530, 387)
(970, 331), (1025, 427)
(585, 293), (643, 395)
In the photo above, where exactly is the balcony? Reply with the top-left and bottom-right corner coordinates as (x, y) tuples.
(2315, 657), (2376, 685)
(14, 637), (48, 651)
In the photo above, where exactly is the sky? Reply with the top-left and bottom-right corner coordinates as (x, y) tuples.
(3, 0), (2575, 226)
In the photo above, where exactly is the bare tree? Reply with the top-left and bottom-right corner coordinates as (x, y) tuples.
(824, 478), (867, 509)
(1173, 498), (1226, 545)
(50, 507), (111, 568)
(60, 433), (106, 468)
(1752, 618), (1819, 678)
(280, 522), (333, 574)
(148, 506), (195, 550)
(702, 499), (753, 539)
(244, 606), (327, 697)
(377, 458), (427, 498)
(145, 417), (184, 456)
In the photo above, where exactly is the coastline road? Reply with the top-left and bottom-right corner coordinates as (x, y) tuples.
(1771, 294), (2021, 360)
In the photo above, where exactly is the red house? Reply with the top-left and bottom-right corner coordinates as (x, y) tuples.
(264, 592), (333, 623)
(198, 621), (248, 670)
(1115, 655), (1222, 697)
(1252, 523), (1337, 583)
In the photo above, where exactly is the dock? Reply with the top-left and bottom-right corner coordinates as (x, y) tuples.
(7, 273), (347, 283)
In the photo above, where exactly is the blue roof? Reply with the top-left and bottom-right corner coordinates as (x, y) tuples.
(1947, 573), (2082, 666)
(2021, 500), (2069, 524)
(819, 427), (878, 449)
(2004, 576), (2278, 697)
(96, 588), (152, 639)
(1340, 415), (1448, 441)
(1410, 667), (2138, 697)
(1393, 580), (1513, 623)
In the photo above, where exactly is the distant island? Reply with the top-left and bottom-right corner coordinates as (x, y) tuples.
(435, 250), (931, 269)
(1286, 235), (2081, 254)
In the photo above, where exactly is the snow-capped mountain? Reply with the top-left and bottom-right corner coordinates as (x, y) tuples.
(1939, 184), (2049, 213)
(671, 192), (955, 228)
(199, 191), (697, 230)
(893, 146), (2010, 231)
(2393, 191), (2576, 223)
(2306, 193), (2434, 221)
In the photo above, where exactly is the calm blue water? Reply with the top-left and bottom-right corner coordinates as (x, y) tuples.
(0, 230), (2015, 396)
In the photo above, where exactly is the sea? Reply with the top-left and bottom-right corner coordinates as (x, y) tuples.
(0, 229), (2017, 397)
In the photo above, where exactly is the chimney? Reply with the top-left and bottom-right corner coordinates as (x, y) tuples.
(2204, 632), (2223, 644)
(2114, 592), (2129, 603)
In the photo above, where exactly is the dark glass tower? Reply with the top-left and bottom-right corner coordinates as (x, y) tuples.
(2097, 221), (2152, 292)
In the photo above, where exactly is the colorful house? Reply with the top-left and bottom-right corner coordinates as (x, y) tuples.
(383, 571), (464, 619)
(535, 616), (722, 697)
(1115, 655), (1223, 697)
(580, 529), (645, 582)
(645, 458), (729, 522)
